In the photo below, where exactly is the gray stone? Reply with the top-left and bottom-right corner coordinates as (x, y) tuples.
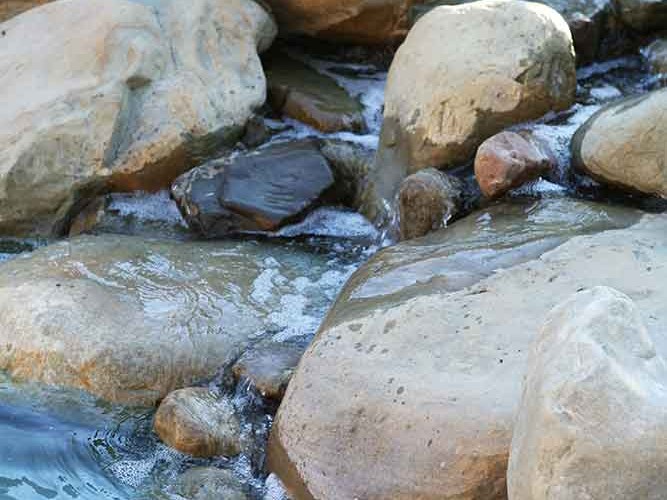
(172, 140), (334, 237)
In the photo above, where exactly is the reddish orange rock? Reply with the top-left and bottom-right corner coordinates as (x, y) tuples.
(475, 131), (555, 200)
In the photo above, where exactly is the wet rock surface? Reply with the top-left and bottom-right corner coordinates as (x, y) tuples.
(172, 140), (335, 237)
(175, 467), (248, 500)
(509, 287), (667, 500)
(0, 233), (346, 405)
(265, 51), (366, 133)
(475, 131), (555, 200)
(270, 206), (657, 500)
(232, 341), (305, 401)
(154, 388), (241, 458)
(398, 168), (463, 240)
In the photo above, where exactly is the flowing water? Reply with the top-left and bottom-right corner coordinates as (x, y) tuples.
(0, 43), (663, 499)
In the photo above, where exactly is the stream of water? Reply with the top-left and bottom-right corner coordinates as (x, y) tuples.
(0, 45), (663, 499)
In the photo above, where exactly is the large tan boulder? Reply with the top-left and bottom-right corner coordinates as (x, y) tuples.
(0, 0), (276, 237)
(508, 287), (667, 499)
(262, 0), (421, 45)
(372, 0), (575, 206)
(572, 89), (667, 197)
(0, 0), (50, 22)
(269, 206), (666, 499)
(0, 234), (338, 405)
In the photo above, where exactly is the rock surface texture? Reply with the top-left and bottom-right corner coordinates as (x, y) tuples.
(398, 168), (463, 240)
(572, 88), (667, 197)
(171, 140), (334, 236)
(372, 0), (575, 205)
(265, 52), (365, 133)
(262, 0), (421, 45)
(0, 234), (335, 405)
(508, 286), (667, 500)
(0, 0), (276, 236)
(269, 211), (666, 500)
(175, 467), (248, 500)
(0, 0), (50, 22)
(154, 388), (241, 458)
(475, 131), (555, 199)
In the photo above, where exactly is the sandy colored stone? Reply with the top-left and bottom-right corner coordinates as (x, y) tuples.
(262, 0), (421, 44)
(0, 0), (50, 22)
(0, 0), (276, 236)
(154, 388), (241, 458)
(398, 168), (463, 240)
(372, 0), (575, 207)
(269, 211), (666, 499)
(572, 88), (667, 197)
(0, 234), (336, 405)
(508, 287), (667, 499)
(475, 131), (555, 199)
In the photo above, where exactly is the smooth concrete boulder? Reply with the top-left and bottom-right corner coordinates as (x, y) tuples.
(373, 0), (575, 206)
(0, 0), (50, 22)
(0, 234), (338, 405)
(0, 0), (276, 237)
(269, 204), (664, 500)
(261, 0), (421, 45)
(265, 52), (365, 133)
(154, 388), (241, 458)
(171, 140), (334, 236)
(572, 88), (667, 197)
(398, 168), (463, 240)
(508, 287), (667, 499)
(616, 0), (667, 32)
(475, 131), (555, 199)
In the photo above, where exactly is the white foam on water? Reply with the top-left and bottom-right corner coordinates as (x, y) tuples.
(589, 84), (622, 102)
(510, 178), (568, 197)
(108, 443), (186, 490)
(523, 104), (601, 181)
(264, 473), (290, 500)
(107, 191), (187, 226)
(576, 57), (639, 80)
(277, 207), (379, 240)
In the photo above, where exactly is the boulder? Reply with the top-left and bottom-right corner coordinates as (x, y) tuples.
(373, 0), (575, 206)
(172, 140), (334, 237)
(475, 131), (555, 199)
(411, 0), (612, 64)
(572, 88), (667, 197)
(508, 287), (667, 499)
(265, 52), (365, 133)
(261, 0), (420, 45)
(175, 467), (247, 500)
(232, 342), (304, 401)
(0, 0), (50, 22)
(269, 204), (661, 500)
(616, 0), (667, 32)
(0, 233), (339, 405)
(0, 0), (276, 237)
(644, 38), (667, 74)
(398, 168), (463, 240)
(154, 388), (241, 458)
